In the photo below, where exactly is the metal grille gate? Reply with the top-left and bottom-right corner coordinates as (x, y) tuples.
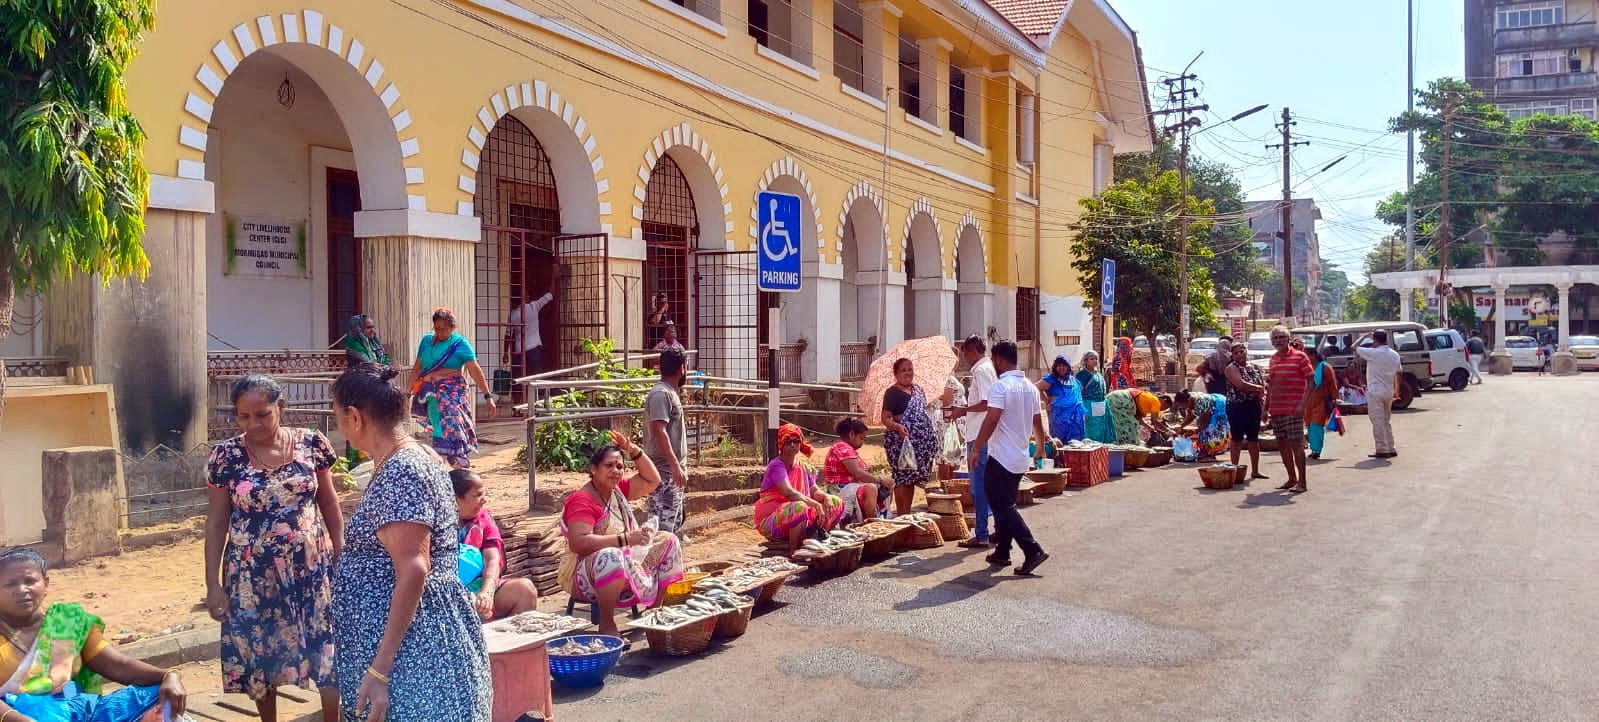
(692, 251), (759, 378)
(555, 233), (609, 369)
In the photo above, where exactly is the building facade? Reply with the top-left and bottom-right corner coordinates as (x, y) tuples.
(1465, 0), (1599, 119)
(1245, 198), (1323, 322)
(11, 0), (1151, 453)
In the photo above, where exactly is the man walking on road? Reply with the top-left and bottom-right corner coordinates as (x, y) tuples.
(1356, 330), (1403, 459)
(954, 335), (999, 548)
(1466, 331), (1486, 384)
(967, 340), (1049, 575)
(1265, 325), (1315, 493)
(645, 348), (690, 535)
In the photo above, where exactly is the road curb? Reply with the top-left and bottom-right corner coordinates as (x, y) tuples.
(123, 624), (220, 668)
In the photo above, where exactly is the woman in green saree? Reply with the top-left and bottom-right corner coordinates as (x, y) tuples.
(0, 548), (188, 722)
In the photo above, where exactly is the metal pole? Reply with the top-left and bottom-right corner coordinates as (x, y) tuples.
(765, 295), (780, 461)
(1281, 107), (1295, 322)
(1405, 0), (1416, 281)
(876, 86), (893, 357)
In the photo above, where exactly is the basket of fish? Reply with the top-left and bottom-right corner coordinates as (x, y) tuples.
(1198, 464), (1239, 490)
(546, 635), (626, 688)
(885, 512), (945, 549)
(631, 604), (719, 656)
(794, 529), (868, 573)
(705, 557), (804, 606)
(849, 521), (909, 558)
(690, 580), (758, 638)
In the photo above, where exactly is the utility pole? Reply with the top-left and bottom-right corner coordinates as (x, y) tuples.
(1154, 70), (1206, 365)
(1405, 0), (1416, 281)
(1267, 107), (1309, 323)
(1437, 92), (1456, 327)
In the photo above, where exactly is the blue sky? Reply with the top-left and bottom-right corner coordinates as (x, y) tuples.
(1107, 0), (1464, 281)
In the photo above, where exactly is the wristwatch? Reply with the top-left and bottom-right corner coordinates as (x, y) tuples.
(482, 392), (494, 400)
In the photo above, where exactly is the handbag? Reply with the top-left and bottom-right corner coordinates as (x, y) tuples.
(492, 369), (513, 396)
(1327, 405), (1346, 436)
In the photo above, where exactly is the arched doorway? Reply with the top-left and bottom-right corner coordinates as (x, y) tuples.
(204, 43), (407, 353)
(904, 210), (943, 340)
(475, 115), (560, 400)
(955, 223), (988, 340)
(840, 194), (886, 379)
(765, 174), (819, 381)
(642, 154), (698, 354)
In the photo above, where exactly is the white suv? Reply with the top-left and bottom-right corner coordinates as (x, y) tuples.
(1424, 328), (1473, 391)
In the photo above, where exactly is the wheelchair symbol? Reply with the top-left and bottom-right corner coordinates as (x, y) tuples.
(761, 198), (798, 262)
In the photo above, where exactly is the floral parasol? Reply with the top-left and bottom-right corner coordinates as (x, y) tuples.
(856, 336), (959, 425)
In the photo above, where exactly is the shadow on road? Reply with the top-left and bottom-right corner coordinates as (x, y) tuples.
(1237, 492), (1295, 509)
(891, 567), (1033, 612)
(1340, 459), (1390, 470)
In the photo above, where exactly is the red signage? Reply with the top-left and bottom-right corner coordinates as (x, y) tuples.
(1230, 317), (1247, 338)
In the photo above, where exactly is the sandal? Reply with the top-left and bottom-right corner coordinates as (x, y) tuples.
(1251, 473), (1270, 480)
(1289, 485), (1308, 494)
(1276, 481), (1297, 491)
(957, 538), (991, 549)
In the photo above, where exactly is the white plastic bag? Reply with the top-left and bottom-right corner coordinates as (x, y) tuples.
(940, 422), (963, 463)
(896, 439), (918, 470)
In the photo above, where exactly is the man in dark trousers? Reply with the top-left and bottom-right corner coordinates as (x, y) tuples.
(1466, 331), (1487, 384)
(967, 340), (1050, 576)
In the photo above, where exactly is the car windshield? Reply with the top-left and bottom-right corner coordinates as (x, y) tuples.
(1248, 337), (1274, 351)
(1570, 336), (1599, 346)
(1508, 338), (1536, 348)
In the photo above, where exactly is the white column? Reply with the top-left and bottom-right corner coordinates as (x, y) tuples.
(1553, 282), (1578, 375)
(801, 260), (843, 382)
(860, 1), (902, 102)
(1399, 288), (1414, 324)
(962, 65), (984, 145)
(1490, 283), (1512, 375)
(918, 37), (952, 128)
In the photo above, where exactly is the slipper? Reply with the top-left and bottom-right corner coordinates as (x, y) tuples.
(1251, 473), (1270, 480)
(957, 538), (992, 549)
(1289, 485), (1308, 494)
(1276, 481), (1297, 491)
(984, 553), (1012, 566)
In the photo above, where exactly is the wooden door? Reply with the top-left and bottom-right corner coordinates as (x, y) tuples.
(327, 169), (362, 345)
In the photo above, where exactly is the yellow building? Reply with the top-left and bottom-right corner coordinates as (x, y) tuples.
(16, 0), (1152, 452)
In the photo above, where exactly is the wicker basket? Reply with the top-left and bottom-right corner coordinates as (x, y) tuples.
(644, 616), (717, 656)
(1232, 464), (1250, 484)
(661, 572), (711, 606)
(804, 543), (864, 573)
(850, 523), (906, 558)
(940, 479), (970, 497)
(901, 523), (945, 549)
(712, 598), (756, 638)
(1259, 435), (1281, 452)
(1124, 448), (1152, 468)
(933, 513), (968, 542)
(925, 492), (963, 515)
(755, 574), (791, 605)
(1146, 447), (1173, 467)
(688, 561), (738, 577)
(1198, 466), (1236, 490)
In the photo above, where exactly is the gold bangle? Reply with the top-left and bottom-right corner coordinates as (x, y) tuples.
(366, 666), (390, 684)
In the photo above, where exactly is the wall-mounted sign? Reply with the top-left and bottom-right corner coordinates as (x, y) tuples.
(1471, 290), (1555, 322)
(225, 216), (307, 278)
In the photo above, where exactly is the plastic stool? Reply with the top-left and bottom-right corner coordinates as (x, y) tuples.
(564, 596), (641, 624)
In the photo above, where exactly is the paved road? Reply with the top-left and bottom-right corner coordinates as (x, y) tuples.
(558, 374), (1599, 721)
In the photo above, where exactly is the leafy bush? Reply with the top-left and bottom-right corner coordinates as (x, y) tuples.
(531, 337), (658, 471)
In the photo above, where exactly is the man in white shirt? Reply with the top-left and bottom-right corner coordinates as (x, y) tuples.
(967, 340), (1049, 575)
(506, 286), (555, 378)
(953, 335), (999, 548)
(1355, 330), (1403, 459)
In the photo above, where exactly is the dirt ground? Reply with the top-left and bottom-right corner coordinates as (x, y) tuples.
(52, 436), (896, 645)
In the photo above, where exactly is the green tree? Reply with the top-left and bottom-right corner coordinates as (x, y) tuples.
(1, 1), (155, 422)
(1344, 234), (1409, 321)
(1319, 263), (1353, 321)
(1496, 113), (1599, 255)
(1071, 171), (1219, 373)
(1260, 272), (1306, 319)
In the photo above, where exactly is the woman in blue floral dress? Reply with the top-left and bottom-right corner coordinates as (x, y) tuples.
(205, 375), (343, 721)
(331, 364), (491, 721)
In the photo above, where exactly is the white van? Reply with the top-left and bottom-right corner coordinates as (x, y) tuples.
(1423, 328), (1473, 391)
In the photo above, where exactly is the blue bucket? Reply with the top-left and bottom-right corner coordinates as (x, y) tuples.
(547, 635), (626, 688)
(1106, 450), (1126, 477)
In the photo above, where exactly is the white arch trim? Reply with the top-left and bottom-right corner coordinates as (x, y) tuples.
(454, 80), (611, 233)
(749, 155), (825, 245)
(836, 181), (889, 261)
(631, 122), (732, 241)
(902, 196), (945, 278)
(953, 211), (988, 279)
(178, 10), (423, 211)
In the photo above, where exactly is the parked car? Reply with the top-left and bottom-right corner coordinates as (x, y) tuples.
(1569, 335), (1599, 371)
(1189, 337), (1219, 353)
(1132, 336), (1171, 356)
(1423, 328), (1473, 391)
(1504, 335), (1542, 370)
(1290, 321), (1434, 409)
(1244, 332), (1275, 362)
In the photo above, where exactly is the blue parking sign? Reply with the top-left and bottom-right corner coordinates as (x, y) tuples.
(757, 191), (803, 293)
(1101, 259), (1116, 316)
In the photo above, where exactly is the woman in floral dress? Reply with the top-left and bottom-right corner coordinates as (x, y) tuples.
(331, 365), (490, 721)
(881, 358), (940, 516)
(205, 375), (343, 721)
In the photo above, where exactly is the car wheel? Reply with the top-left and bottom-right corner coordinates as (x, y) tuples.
(1394, 380), (1417, 410)
(1449, 368), (1469, 391)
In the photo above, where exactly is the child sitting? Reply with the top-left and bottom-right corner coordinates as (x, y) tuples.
(451, 470), (540, 621)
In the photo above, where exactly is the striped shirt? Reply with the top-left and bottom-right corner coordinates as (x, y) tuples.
(1265, 348), (1314, 417)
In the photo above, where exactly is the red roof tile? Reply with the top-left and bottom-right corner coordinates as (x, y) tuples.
(985, 0), (1071, 38)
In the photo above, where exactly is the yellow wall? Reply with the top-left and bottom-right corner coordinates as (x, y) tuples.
(125, 0), (1142, 299)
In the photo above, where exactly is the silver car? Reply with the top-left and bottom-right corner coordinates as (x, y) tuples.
(1570, 335), (1599, 371)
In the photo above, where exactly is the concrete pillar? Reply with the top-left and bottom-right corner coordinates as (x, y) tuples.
(910, 276), (954, 339)
(1399, 289), (1414, 325)
(1490, 283), (1513, 375)
(860, 1), (902, 102)
(956, 281), (993, 340)
(1553, 282), (1578, 375)
(919, 38), (952, 129)
(360, 235), (477, 368)
(793, 260), (843, 382)
(42, 446), (124, 564)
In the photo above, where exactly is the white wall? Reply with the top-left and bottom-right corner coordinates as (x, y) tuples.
(206, 52), (352, 351)
(0, 294), (42, 358)
(1040, 291), (1090, 367)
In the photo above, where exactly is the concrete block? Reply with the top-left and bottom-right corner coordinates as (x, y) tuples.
(42, 446), (124, 564)
(1553, 351), (1579, 376)
(1490, 351), (1514, 376)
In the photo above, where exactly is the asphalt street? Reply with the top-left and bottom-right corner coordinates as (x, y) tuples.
(560, 373), (1599, 721)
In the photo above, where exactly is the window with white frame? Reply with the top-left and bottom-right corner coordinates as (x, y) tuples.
(1497, 49), (1569, 77)
(1572, 98), (1597, 119)
(668, 0), (722, 23)
(832, 0), (866, 92)
(1500, 100), (1570, 119)
(1496, 2), (1564, 29)
(748, 0), (811, 66)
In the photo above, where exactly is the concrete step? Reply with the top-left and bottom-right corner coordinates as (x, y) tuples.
(683, 488), (760, 515)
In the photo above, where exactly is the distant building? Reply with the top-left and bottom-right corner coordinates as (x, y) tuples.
(1464, 0), (1599, 119)
(1245, 198), (1323, 322)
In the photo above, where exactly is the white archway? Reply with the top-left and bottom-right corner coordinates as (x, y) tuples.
(840, 184), (889, 350)
(456, 80), (608, 233)
(633, 123), (730, 249)
(903, 197), (948, 340)
(955, 214), (991, 341)
(179, 11), (417, 212)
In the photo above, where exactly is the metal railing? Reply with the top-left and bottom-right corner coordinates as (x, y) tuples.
(3, 356), (68, 378)
(207, 349), (347, 375)
(839, 341), (874, 382)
